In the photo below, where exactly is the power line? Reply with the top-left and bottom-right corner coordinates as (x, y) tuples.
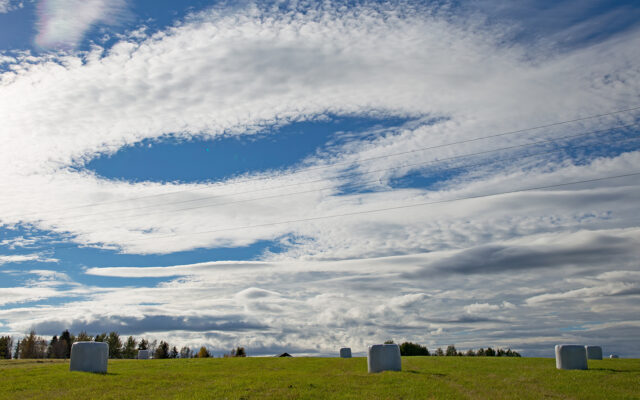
(2, 105), (639, 219)
(131, 172), (640, 239)
(9, 122), (640, 223)
(48, 128), (640, 225)
(31, 171), (640, 251)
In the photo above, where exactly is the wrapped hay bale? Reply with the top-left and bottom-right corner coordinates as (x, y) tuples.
(555, 344), (588, 370)
(137, 349), (151, 359)
(339, 347), (352, 358)
(70, 342), (109, 374)
(585, 346), (602, 360)
(367, 344), (401, 373)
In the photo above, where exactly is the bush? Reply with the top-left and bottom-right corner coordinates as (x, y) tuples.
(399, 342), (429, 356)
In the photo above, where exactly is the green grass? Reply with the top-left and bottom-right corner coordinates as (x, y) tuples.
(0, 357), (638, 399)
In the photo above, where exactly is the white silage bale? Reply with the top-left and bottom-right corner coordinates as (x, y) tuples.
(137, 349), (151, 359)
(585, 346), (602, 360)
(340, 347), (352, 358)
(70, 342), (109, 374)
(367, 344), (401, 373)
(555, 344), (588, 370)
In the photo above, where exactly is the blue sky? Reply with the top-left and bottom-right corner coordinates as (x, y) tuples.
(1, 0), (639, 357)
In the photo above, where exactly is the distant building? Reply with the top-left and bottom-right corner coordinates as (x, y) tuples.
(276, 352), (292, 357)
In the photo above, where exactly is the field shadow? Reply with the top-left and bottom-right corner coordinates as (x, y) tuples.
(590, 368), (635, 373)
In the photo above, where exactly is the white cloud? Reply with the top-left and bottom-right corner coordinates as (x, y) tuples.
(34, 0), (128, 49)
(464, 303), (501, 314)
(0, 2), (639, 356)
(0, 253), (58, 265)
(0, 2), (637, 256)
(0, 0), (22, 14)
(0, 227), (633, 355)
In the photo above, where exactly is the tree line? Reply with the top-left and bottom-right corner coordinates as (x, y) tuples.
(393, 341), (521, 357)
(1, 330), (246, 360)
(2, 331), (520, 359)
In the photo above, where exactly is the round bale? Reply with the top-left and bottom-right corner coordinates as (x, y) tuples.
(367, 344), (401, 373)
(137, 349), (151, 359)
(70, 341), (109, 374)
(340, 347), (352, 358)
(555, 344), (588, 370)
(585, 346), (602, 360)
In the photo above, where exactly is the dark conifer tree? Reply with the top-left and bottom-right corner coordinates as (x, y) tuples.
(138, 338), (148, 350)
(155, 341), (170, 359)
(0, 336), (12, 359)
(59, 330), (73, 358)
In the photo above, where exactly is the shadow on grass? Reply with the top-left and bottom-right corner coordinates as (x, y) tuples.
(590, 368), (635, 373)
(70, 371), (120, 376)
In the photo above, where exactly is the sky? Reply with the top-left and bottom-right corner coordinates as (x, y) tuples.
(0, 0), (639, 358)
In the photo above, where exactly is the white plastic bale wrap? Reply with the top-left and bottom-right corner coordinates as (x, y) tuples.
(610, 354), (619, 359)
(137, 349), (151, 359)
(555, 344), (588, 370)
(367, 344), (401, 373)
(70, 342), (109, 374)
(585, 346), (603, 360)
(340, 347), (352, 358)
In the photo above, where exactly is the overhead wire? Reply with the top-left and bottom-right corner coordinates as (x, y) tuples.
(25, 171), (640, 252)
(6, 122), (640, 223)
(2, 105), (639, 220)
(41, 126), (640, 225)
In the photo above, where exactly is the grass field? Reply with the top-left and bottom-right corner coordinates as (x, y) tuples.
(1, 357), (638, 399)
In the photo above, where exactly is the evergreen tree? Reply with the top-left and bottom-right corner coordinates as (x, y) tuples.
(49, 333), (68, 359)
(59, 330), (74, 358)
(0, 336), (13, 359)
(465, 349), (476, 356)
(476, 348), (485, 356)
(76, 331), (93, 342)
(138, 339), (149, 350)
(383, 340), (395, 344)
(485, 347), (496, 356)
(14, 339), (20, 359)
(170, 346), (179, 359)
(122, 336), (137, 359)
(445, 345), (457, 356)
(434, 347), (444, 356)
(106, 332), (123, 359)
(94, 333), (107, 342)
(155, 341), (170, 359)
(508, 349), (521, 357)
(47, 335), (58, 358)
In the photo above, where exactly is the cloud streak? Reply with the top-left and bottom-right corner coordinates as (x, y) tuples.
(34, 0), (128, 49)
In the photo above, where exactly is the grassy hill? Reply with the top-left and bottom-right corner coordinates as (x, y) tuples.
(1, 357), (638, 399)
